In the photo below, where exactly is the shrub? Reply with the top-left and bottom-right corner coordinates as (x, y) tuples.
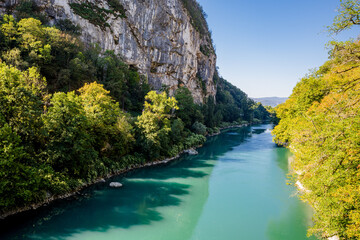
(192, 121), (206, 136)
(184, 133), (206, 149)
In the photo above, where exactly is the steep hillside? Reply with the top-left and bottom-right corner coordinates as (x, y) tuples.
(0, 0), (216, 103)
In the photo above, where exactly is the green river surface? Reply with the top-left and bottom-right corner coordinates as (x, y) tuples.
(1, 124), (317, 240)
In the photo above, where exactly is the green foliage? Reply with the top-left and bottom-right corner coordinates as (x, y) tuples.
(202, 96), (222, 128)
(0, 63), (67, 212)
(273, 39), (360, 239)
(183, 133), (206, 149)
(78, 82), (134, 159)
(55, 19), (82, 36)
(175, 87), (203, 128)
(206, 127), (220, 135)
(0, 63), (45, 149)
(0, 15), (259, 217)
(170, 118), (185, 143)
(200, 44), (212, 56)
(329, 0), (360, 33)
(192, 121), (207, 136)
(265, 106), (278, 124)
(188, 71), (259, 130)
(43, 91), (98, 179)
(215, 73), (255, 123)
(253, 102), (270, 122)
(275, 4), (360, 236)
(15, 0), (49, 24)
(135, 91), (178, 146)
(95, 50), (150, 112)
(0, 114), (39, 210)
(106, 0), (127, 16)
(0, 15), (86, 91)
(180, 0), (210, 37)
(69, 0), (126, 30)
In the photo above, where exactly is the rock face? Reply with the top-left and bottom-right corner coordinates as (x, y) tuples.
(0, 0), (217, 103)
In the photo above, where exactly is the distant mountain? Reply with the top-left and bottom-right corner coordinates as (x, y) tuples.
(253, 97), (288, 107)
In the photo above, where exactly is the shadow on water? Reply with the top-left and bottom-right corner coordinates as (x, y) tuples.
(0, 125), (256, 240)
(266, 147), (317, 240)
(274, 147), (292, 174)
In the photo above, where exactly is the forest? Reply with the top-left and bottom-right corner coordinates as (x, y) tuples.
(0, 6), (270, 215)
(273, 0), (360, 238)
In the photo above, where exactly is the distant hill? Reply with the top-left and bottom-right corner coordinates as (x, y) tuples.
(253, 97), (288, 107)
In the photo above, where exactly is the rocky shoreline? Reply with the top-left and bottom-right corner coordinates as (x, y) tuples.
(1, 140), (214, 220)
(0, 124), (250, 220)
(0, 150), (191, 220)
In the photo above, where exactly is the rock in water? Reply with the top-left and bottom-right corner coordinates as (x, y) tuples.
(184, 149), (198, 155)
(109, 182), (123, 188)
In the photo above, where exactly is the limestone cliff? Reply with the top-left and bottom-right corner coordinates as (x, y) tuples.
(0, 0), (216, 103)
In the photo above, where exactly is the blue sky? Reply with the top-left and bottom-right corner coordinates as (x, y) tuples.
(197, 0), (359, 98)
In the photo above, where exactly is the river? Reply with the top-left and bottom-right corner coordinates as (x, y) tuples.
(0, 124), (316, 240)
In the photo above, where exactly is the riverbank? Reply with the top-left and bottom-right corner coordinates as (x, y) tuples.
(207, 123), (249, 137)
(1, 124), (315, 240)
(289, 155), (339, 240)
(1, 123), (255, 220)
(0, 148), (197, 220)
(1, 124), (250, 220)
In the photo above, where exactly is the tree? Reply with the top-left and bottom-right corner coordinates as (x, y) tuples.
(0, 113), (41, 211)
(78, 82), (134, 159)
(42, 91), (98, 179)
(135, 91), (178, 158)
(136, 91), (178, 143)
(175, 87), (203, 128)
(95, 50), (150, 112)
(0, 62), (66, 212)
(329, 0), (360, 33)
(202, 96), (222, 128)
(192, 121), (207, 136)
(253, 102), (270, 122)
(0, 63), (46, 154)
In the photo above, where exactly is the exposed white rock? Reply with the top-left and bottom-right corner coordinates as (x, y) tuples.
(328, 235), (339, 240)
(0, 0), (217, 103)
(184, 148), (198, 155)
(295, 181), (311, 193)
(109, 182), (123, 188)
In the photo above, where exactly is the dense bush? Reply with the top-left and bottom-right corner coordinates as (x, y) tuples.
(183, 133), (206, 149)
(192, 121), (207, 136)
(175, 87), (203, 128)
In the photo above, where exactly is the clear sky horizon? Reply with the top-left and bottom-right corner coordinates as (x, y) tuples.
(197, 0), (360, 98)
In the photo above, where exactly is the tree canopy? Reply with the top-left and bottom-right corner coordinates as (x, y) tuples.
(329, 0), (360, 33)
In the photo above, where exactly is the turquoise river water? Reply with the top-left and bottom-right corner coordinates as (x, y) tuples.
(0, 124), (317, 240)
